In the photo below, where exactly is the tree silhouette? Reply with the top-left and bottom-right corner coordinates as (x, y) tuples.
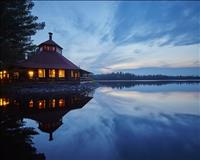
(0, 109), (45, 160)
(0, 0), (45, 67)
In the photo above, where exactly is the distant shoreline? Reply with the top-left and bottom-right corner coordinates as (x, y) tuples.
(96, 79), (200, 82)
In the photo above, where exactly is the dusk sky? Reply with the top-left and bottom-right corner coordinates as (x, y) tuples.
(32, 1), (200, 75)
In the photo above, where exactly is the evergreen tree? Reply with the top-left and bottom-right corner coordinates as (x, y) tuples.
(0, 0), (45, 67)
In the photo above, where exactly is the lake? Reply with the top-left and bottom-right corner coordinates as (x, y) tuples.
(1, 82), (200, 160)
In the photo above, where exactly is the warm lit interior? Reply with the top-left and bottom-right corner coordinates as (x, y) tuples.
(43, 45), (56, 52)
(28, 70), (34, 79)
(38, 69), (45, 78)
(0, 98), (10, 107)
(58, 99), (65, 107)
(59, 69), (65, 78)
(48, 99), (56, 108)
(52, 99), (56, 108)
(0, 70), (8, 79)
(38, 100), (46, 109)
(74, 72), (80, 79)
(0, 71), (2, 79)
(49, 69), (55, 78)
(29, 100), (34, 108)
(71, 70), (74, 78)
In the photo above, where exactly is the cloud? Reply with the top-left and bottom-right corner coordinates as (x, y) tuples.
(32, 1), (200, 75)
(113, 1), (200, 46)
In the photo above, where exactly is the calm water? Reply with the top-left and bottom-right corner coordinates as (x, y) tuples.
(1, 82), (200, 160)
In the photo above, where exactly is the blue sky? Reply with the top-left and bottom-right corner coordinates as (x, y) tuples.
(32, 1), (200, 75)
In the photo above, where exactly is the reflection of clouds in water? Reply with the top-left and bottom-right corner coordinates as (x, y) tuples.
(97, 87), (200, 116)
(36, 92), (200, 160)
(112, 114), (200, 160)
(31, 85), (200, 160)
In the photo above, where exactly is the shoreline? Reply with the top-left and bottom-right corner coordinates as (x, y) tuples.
(95, 79), (200, 82)
(0, 82), (98, 95)
(1, 80), (199, 95)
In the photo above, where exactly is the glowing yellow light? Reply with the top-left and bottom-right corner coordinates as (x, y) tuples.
(52, 99), (56, 108)
(0, 71), (2, 79)
(38, 69), (45, 78)
(28, 70), (34, 79)
(49, 69), (55, 78)
(0, 98), (9, 107)
(2, 70), (7, 78)
(74, 72), (79, 79)
(29, 100), (33, 108)
(59, 69), (65, 78)
(58, 99), (65, 107)
(38, 100), (46, 109)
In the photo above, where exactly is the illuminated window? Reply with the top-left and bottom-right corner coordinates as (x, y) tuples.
(49, 99), (56, 108)
(49, 69), (55, 78)
(0, 71), (2, 79)
(38, 69), (45, 78)
(74, 72), (79, 79)
(0, 98), (9, 107)
(49, 46), (55, 52)
(59, 99), (65, 107)
(52, 47), (55, 52)
(59, 69), (65, 78)
(71, 70), (74, 78)
(0, 70), (7, 79)
(29, 100), (33, 108)
(28, 70), (34, 79)
(52, 99), (56, 108)
(38, 100), (46, 109)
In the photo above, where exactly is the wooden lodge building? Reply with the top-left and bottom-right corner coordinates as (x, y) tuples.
(0, 32), (91, 83)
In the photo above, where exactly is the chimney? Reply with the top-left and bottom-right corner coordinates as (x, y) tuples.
(49, 32), (53, 40)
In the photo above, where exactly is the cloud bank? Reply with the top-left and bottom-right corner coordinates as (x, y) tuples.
(32, 1), (200, 75)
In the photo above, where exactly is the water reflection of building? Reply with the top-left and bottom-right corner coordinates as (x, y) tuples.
(0, 92), (93, 141)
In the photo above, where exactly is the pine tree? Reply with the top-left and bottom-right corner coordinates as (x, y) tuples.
(0, 0), (45, 67)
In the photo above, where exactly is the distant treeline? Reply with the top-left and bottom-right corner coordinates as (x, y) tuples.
(92, 72), (200, 80)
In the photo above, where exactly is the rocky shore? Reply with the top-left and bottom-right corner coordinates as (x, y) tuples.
(1, 82), (99, 96)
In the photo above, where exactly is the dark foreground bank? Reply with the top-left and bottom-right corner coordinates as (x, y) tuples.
(0, 82), (98, 95)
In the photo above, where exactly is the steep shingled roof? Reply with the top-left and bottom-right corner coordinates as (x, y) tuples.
(16, 51), (79, 69)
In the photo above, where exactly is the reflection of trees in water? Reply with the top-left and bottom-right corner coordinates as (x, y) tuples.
(0, 90), (94, 160)
(99, 81), (200, 89)
(0, 109), (45, 160)
(93, 73), (200, 81)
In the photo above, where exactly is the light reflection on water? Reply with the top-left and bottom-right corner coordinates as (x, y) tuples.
(1, 82), (200, 160)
